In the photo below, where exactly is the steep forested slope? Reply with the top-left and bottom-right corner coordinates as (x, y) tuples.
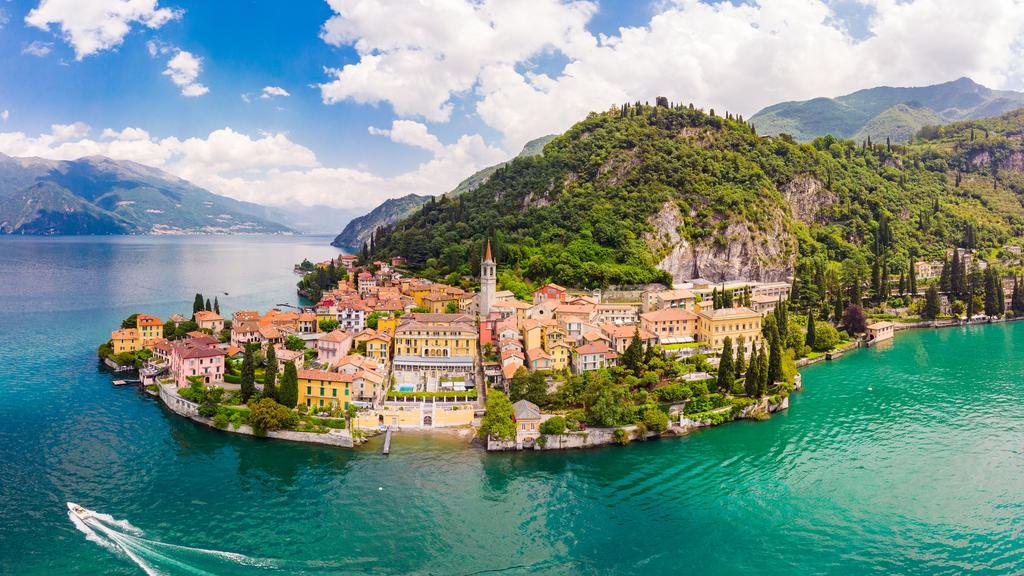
(370, 101), (1024, 311)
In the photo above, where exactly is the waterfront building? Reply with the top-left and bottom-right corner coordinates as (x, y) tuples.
(512, 399), (542, 443)
(695, 307), (763, 356)
(111, 328), (140, 353)
(393, 314), (477, 358)
(640, 308), (699, 341)
(865, 321), (895, 345)
(479, 240), (497, 319)
(652, 288), (697, 311)
(594, 303), (640, 325)
(297, 369), (352, 410)
(750, 294), (779, 316)
(230, 319), (262, 348)
(169, 338), (224, 388)
(136, 314), (164, 347)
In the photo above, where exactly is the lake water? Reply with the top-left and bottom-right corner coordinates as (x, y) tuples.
(2, 236), (1024, 575)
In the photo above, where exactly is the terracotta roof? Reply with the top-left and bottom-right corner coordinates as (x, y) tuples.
(696, 307), (761, 320)
(298, 312), (317, 321)
(641, 308), (699, 322)
(194, 310), (223, 322)
(655, 288), (695, 302)
(575, 341), (612, 355)
(112, 328), (138, 339)
(320, 329), (351, 343)
(502, 363), (522, 379)
(298, 369), (353, 383)
(484, 239), (493, 262)
(537, 283), (566, 293)
(600, 324), (657, 340)
(526, 347), (551, 361)
(866, 321), (894, 330)
(137, 314), (163, 327)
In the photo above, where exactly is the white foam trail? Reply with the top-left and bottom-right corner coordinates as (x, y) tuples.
(71, 507), (274, 573)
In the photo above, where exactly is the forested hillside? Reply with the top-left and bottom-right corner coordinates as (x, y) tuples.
(369, 100), (1024, 313)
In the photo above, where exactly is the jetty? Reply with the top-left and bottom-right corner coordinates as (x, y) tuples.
(382, 426), (392, 455)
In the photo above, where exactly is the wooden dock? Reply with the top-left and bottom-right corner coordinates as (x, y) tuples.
(382, 427), (392, 455)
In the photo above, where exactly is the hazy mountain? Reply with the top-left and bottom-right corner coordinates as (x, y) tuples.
(331, 134), (556, 249)
(750, 77), (1024, 142)
(0, 154), (292, 235)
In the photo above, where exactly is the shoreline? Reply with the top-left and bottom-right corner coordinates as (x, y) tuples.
(113, 315), (1023, 454)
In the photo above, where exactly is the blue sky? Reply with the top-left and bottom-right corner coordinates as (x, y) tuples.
(1, 0), (1022, 214)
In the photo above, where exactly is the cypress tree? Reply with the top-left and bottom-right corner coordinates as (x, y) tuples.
(767, 324), (783, 386)
(205, 298), (212, 312)
(909, 257), (917, 296)
(940, 257), (951, 293)
(622, 328), (644, 375)
(757, 343), (769, 397)
(193, 293), (204, 315)
(923, 285), (940, 320)
(1012, 275), (1024, 314)
(279, 361), (298, 408)
(717, 337), (735, 394)
(734, 336), (746, 379)
(240, 343), (256, 402)
(744, 344), (760, 397)
(805, 310), (816, 348)
(950, 250), (961, 297)
(213, 296), (220, 315)
(263, 344), (278, 401)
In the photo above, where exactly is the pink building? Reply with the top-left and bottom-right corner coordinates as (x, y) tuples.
(317, 330), (353, 364)
(170, 339), (225, 388)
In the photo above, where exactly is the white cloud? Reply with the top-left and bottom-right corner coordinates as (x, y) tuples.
(25, 0), (182, 60)
(368, 120), (444, 154)
(1, 111), (9, 124)
(0, 8), (10, 30)
(162, 50), (208, 96)
(241, 93), (252, 104)
(22, 41), (54, 57)
(318, 0), (597, 122)
(260, 86), (290, 99)
(0, 123), (506, 212)
(318, 0), (1024, 152)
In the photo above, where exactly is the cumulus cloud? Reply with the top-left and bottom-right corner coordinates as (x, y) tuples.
(260, 86), (290, 99)
(22, 41), (54, 57)
(0, 123), (506, 211)
(318, 0), (1024, 152)
(162, 50), (208, 96)
(25, 0), (182, 60)
(368, 120), (444, 154)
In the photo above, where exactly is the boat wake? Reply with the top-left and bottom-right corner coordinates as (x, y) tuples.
(68, 504), (276, 575)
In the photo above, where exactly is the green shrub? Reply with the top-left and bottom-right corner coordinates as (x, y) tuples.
(248, 398), (298, 434)
(539, 416), (566, 435)
(641, 404), (669, 432)
(653, 383), (692, 402)
(213, 413), (229, 429)
(613, 428), (630, 445)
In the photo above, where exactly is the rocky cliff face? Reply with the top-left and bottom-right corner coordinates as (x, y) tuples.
(331, 193), (431, 249)
(646, 196), (800, 284)
(782, 176), (836, 224)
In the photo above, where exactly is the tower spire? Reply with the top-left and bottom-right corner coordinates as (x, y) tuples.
(484, 239), (493, 262)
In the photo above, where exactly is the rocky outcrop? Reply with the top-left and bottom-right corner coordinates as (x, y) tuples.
(647, 201), (796, 284)
(969, 150), (1024, 172)
(781, 176), (836, 224)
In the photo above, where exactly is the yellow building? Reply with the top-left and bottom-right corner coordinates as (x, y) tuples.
(696, 307), (763, 356)
(393, 315), (477, 359)
(136, 314), (164, 347)
(365, 333), (391, 364)
(547, 341), (572, 371)
(421, 292), (460, 314)
(111, 328), (140, 353)
(297, 369), (352, 410)
(376, 315), (399, 336)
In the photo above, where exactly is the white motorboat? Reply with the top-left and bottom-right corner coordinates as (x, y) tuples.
(67, 502), (94, 521)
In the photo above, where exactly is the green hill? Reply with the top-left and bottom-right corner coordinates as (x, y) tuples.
(751, 77), (1024, 143)
(369, 101), (1024, 312)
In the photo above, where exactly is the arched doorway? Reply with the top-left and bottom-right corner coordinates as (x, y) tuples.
(423, 415), (433, 427)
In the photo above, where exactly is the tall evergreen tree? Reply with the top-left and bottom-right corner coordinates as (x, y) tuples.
(263, 344), (278, 401)
(757, 343), (769, 396)
(950, 250), (962, 298)
(213, 296), (220, 315)
(923, 285), (941, 320)
(240, 343), (256, 402)
(717, 337), (735, 394)
(1012, 275), (1024, 314)
(909, 257), (918, 296)
(744, 345), (760, 397)
(939, 257), (951, 293)
(734, 336), (746, 379)
(805, 310), (816, 348)
(193, 293), (204, 315)
(621, 328), (644, 375)
(205, 298), (212, 312)
(767, 325), (783, 385)
(278, 361), (298, 408)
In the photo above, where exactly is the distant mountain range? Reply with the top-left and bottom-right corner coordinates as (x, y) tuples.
(750, 77), (1024, 143)
(331, 134), (555, 250)
(0, 153), (292, 235)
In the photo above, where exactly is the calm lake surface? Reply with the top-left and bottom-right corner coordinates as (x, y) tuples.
(2, 236), (1024, 575)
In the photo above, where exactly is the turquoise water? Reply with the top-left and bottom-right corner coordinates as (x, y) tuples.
(2, 236), (1024, 575)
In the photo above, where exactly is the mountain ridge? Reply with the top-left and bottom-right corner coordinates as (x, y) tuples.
(0, 153), (292, 235)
